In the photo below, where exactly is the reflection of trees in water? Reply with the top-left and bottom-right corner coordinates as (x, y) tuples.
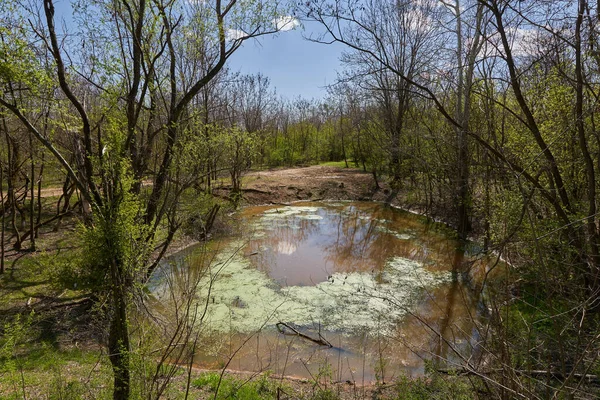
(245, 213), (321, 277)
(159, 245), (214, 296)
(381, 278), (482, 376)
(374, 206), (463, 269)
(322, 207), (393, 274)
(316, 205), (485, 372)
(243, 204), (466, 279)
(321, 205), (438, 274)
(425, 249), (481, 368)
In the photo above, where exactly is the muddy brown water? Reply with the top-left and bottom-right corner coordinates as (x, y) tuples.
(152, 202), (498, 383)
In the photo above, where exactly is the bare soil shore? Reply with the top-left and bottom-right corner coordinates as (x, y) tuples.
(219, 165), (392, 205)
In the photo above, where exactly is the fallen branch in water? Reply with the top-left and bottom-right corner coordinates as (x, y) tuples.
(276, 322), (332, 348)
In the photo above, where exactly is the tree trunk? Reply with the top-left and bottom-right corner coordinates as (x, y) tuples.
(35, 152), (44, 238)
(108, 257), (131, 400)
(1, 154), (4, 274)
(29, 133), (35, 251)
(54, 175), (75, 232)
(372, 168), (380, 190)
(454, 0), (482, 241)
(6, 133), (21, 250)
(575, 0), (600, 291)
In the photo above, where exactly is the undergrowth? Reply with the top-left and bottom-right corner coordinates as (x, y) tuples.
(193, 372), (281, 399)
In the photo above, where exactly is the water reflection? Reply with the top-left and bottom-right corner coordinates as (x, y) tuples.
(240, 203), (467, 287)
(156, 202), (499, 382)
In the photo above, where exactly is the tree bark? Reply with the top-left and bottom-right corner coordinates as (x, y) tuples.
(575, 0), (600, 291)
(29, 132), (35, 251)
(1, 149), (4, 274)
(35, 152), (44, 238)
(108, 256), (131, 400)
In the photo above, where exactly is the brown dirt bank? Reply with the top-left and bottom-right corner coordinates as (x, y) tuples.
(224, 166), (467, 235)
(218, 166), (392, 205)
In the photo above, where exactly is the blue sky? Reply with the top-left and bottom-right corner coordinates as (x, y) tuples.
(228, 21), (345, 100)
(51, 1), (344, 100)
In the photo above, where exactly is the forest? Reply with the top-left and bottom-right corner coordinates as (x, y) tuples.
(1, 0), (599, 399)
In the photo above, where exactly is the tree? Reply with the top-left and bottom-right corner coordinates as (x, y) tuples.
(301, 0), (485, 239)
(442, 0), (485, 239)
(318, 0), (443, 186)
(299, 0), (600, 396)
(480, 0), (599, 291)
(0, 0), (287, 397)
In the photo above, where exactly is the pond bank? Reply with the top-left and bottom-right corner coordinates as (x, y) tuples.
(225, 166), (464, 235)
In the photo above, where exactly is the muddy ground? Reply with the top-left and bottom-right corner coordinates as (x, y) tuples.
(219, 165), (393, 206)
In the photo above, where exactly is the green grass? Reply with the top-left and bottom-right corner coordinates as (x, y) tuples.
(0, 242), (84, 308)
(0, 339), (113, 400)
(393, 373), (473, 400)
(193, 372), (281, 400)
(0, 218), (108, 399)
(318, 161), (353, 168)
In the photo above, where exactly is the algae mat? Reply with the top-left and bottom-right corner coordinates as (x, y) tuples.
(154, 202), (487, 382)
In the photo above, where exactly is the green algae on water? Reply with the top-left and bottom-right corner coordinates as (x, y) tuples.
(195, 242), (451, 335)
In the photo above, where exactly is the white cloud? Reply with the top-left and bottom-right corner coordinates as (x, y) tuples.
(276, 241), (297, 255)
(482, 27), (541, 60)
(510, 28), (539, 57)
(273, 16), (300, 32)
(226, 28), (247, 41)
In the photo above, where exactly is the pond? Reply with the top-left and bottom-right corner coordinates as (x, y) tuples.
(151, 201), (497, 383)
